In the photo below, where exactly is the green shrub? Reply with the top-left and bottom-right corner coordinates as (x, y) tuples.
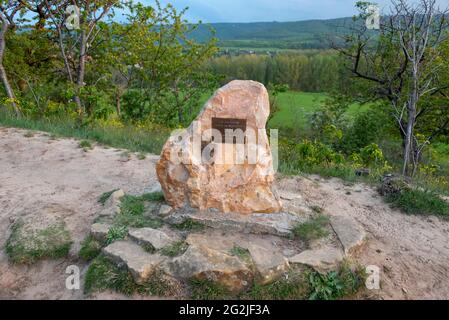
(308, 265), (365, 300)
(385, 189), (449, 217)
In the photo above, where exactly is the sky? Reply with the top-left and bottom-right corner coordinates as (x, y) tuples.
(143, 0), (449, 23)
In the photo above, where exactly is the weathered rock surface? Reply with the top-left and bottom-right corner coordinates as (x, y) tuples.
(98, 189), (125, 217)
(247, 243), (290, 284)
(289, 247), (344, 273)
(102, 240), (166, 283)
(128, 227), (178, 250)
(158, 204), (173, 217)
(166, 209), (303, 237)
(169, 244), (253, 292)
(330, 216), (366, 255)
(156, 80), (282, 214)
(90, 223), (110, 242)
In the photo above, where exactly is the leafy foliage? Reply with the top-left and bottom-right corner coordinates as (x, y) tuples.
(385, 189), (449, 217)
(308, 265), (365, 300)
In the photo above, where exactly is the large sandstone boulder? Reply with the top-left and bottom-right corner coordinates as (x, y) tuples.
(157, 80), (282, 214)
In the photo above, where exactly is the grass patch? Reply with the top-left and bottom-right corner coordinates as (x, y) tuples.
(105, 226), (128, 245)
(98, 189), (119, 205)
(188, 278), (231, 300)
(385, 188), (449, 217)
(310, 205), (324, 214)
(160, 241), (189, 257)
(293, 215), (330, 242)
(113, 212), (164, 229)
(6, 221), (72, 264)
(79, 235), (103, 261)
(137, 153), (146, 160)
(120, 195), (145, 216)
(79, 140), (92, 151)
(0, 114), (168, 155)
(24, 131), (34, 138)
(85, 255), (180, 296)
(172, 218), (205, 232)
(307, 264), (365, 300)
(139, 191), (165, 202)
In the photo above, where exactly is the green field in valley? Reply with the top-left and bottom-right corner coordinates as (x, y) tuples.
(199, 90), (367, 131)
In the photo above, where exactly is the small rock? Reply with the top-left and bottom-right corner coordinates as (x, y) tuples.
(166, 209), (301, 237)
(128, 228), (177, 250)
(289, 247), (343, 273)
(279, 191), (302, 201)
(330, 215), (366, 255)
(103, 240), (166, 283)
(90, 223), (111, 242)
(169, 244), (253, 292)
(99, 189), (125, 217)
(158, 204), (173, 217)
(247, 244), (289, 284)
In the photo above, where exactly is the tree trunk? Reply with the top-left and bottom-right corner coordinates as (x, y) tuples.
(115, 90), (121, 117)
(75, 29), (87, 115)
(0, 20), (20, 118)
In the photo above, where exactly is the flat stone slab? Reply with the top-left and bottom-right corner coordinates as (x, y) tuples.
(169, 244), (253, 292)
(128, 228), (178, 250)
(103, 240), (165, 283)
(247, 243), (290, 284)
(289, 247), (344, 273)
(330, 216), (366, 255)
(90, 223), (110, 242)
(166, 209), (303, 237)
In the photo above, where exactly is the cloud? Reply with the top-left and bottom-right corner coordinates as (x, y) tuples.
(144, 0), (449, 23)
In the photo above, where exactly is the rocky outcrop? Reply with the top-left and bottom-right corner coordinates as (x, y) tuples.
(156, 80), (282, 214)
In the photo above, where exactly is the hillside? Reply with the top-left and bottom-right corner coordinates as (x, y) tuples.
(190, 17), (355, 50)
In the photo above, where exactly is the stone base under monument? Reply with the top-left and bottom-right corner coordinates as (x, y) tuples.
(90, 189), (367, 294)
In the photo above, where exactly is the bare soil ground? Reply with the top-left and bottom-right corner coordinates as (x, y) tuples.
(1, 126), (448, 300)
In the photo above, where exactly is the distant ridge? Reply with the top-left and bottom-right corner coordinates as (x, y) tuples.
(190, 17), (355, 50)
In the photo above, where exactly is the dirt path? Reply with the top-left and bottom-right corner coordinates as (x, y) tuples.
(278, 176), (449, 299)
(1, 126), (448, 299)
(0, 127), (161, 299)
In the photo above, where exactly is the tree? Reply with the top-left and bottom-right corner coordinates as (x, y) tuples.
(44, 0), (123, 117)
(0, 0), (25, 117)
(109, 1), (218, 127)
(337, 0), (449, 176)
